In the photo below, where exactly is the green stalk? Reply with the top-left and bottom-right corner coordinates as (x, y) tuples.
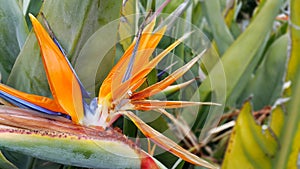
(284, 0), (300, 96)
(273, 0), (300, 168)
(275, 73), (300, 169)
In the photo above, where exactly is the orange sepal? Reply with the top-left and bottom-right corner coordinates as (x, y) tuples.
(131, 100), (220, 111)
(29, 14), (83, 123)
(131, 49), (206, 100)
(100, 26), (166, 103)
(111, 31), (190, 102)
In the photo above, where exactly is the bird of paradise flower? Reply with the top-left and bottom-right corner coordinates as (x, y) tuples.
(0, 13), (219, 169)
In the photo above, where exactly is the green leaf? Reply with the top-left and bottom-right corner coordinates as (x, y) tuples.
(0, 0), (29, 82)
(156, 0), (184, 14)
(199, 0), (284, 107)
(74, 18), (120, 97)
(23, 0), (43, 29)
(1, 151), (63, 169)
(221, 10), (300, 165)
(221, 3), (300, 166)
(222, 101), (278, 169)
(1, 151), (35, 169)
(201, 0), (234, 55)
(0, 151), (17, 169)
(272, 66), (300, 169)
(7, 0), (122, 96)
(191, 1), (203, 28)
(238, 34), (288, 110)
(269, 105), (285, 138)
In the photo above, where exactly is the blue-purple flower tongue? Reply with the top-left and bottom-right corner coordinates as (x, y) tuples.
(0, 90), (70, 119)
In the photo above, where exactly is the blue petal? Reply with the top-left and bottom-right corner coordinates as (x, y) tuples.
(83, 97), (98, 115)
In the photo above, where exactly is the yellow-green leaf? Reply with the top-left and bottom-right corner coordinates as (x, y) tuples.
(222, 101), (278, 169)
(269, 105), (285, 138)
(284, 0), (300, 96)
(223, 0), (237, 27)
(273, 1), (300, 168)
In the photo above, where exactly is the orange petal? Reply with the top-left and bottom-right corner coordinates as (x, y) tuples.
(29, 14), (83, 123)
(99, 24), (166, 103)
(111, 30), (165, 98)
(0, 83), (60, 112)
(131, 49), (206, 100)
(98, 18), (158, 100)
(120, 111), (216, 169)
(131, 100), (220, 111)
(112, 32), (191, 102)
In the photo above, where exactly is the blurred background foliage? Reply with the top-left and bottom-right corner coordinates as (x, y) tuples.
(0, 0), (299, 168)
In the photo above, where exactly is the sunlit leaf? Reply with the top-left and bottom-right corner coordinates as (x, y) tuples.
(269, 105), (285, 138)
(273, 1), (300, 168)
(284, 0), (300, 97)
(222, 101), (278, 169)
